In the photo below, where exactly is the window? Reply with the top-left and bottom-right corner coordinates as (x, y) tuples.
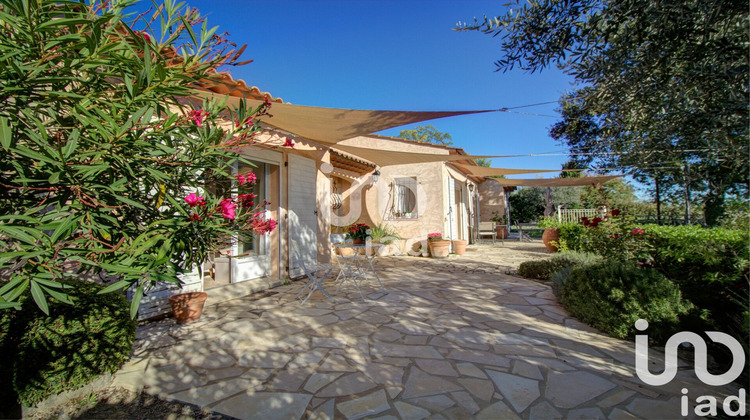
(392, 177), (417, 219)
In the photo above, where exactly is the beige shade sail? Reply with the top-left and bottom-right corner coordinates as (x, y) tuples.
(332, 144), (506, 167)
(197, 92), (495, 145)
(454, 164), (566, 177)
(485, 175), (621, 187)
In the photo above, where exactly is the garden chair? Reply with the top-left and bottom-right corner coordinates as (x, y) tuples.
(478, 222), (498, 245)
(291, 240), (335, 304)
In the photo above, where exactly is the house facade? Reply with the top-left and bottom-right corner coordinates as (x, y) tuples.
(331, 135), (482, 256)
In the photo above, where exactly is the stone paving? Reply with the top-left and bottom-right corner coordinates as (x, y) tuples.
(113, 241), (744, 419)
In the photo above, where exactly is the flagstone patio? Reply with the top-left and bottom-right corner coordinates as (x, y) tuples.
(113, 242), (743, 419)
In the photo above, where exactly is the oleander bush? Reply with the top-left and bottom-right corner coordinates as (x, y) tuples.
(0, 280), (135, 407)
(556, 260), (691, 343)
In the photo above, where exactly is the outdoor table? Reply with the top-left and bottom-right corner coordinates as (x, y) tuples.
(333, 242), (387, 301)
(517, 222), (537, 242)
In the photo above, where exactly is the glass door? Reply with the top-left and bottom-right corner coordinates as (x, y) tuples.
(231, 160), (271, 282)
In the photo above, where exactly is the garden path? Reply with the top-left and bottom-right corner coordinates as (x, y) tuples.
(113, 241), (742, 419)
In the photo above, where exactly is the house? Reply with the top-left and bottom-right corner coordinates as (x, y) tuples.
(134, 74), (492, 319)
(330, 135), (483, 256)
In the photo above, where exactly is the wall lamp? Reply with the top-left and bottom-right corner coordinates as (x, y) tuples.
(372, 170), (381, 183)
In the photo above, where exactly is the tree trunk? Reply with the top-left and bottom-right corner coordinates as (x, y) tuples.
(704, 188), (726, 227)
(544, 187), (554, 217)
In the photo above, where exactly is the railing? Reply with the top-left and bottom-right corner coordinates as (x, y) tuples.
(557, 206), (606, 223)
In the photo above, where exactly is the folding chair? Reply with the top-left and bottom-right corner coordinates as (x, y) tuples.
(291, 241), (335, 304)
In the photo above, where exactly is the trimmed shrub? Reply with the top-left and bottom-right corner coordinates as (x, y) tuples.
(556, 222), (586, 251)
(557, 260), (691, 343)
(518, 252), (601, 281)
(0, 280), (136, 407)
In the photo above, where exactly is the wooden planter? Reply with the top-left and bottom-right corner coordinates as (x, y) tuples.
(542, 228), (560, 252)
(429, 240), (451, 258)
(452, 240), (467, 255)
(169, 292), (208, 324)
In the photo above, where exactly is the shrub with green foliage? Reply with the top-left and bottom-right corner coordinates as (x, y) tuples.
(556, 260), (691, 343)
(0, 280), (135, 407)
(0, 0), (279, 316)
(517, 252), (601, 281)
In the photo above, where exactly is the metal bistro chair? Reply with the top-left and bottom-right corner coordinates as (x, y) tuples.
(291, 241), (335, 305)
(478, 222), (499, 245)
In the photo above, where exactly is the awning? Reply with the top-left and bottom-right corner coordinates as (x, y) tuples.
(486, 175), (621, 187)
(332, 144), (506, 167)
(197, 92), (495, 145)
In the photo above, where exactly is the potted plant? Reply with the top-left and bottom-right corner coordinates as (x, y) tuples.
(427, 232), (451, 258)
(538, 216), (560, 252)
(346, 222), (371, 244)
(491, 211), (508, 239)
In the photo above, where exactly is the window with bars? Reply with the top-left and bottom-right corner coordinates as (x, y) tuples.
(392, 177), (417, 219)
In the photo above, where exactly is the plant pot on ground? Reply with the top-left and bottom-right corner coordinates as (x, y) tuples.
(452, 239), (467, 255)
(495, 225), (508, 239)
(427, 233), (450, 258)
(542, 228), (560, 252)
(169, 292), (208, 324)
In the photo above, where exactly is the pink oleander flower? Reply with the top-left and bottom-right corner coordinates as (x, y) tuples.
(184, 192), (205, 207)
(238, 193), (257, 207)
(236, 172), (257, 186)
(284, 137), (295, 148)
(186, 213), (201, 221)
(135, 31), (151, 42)
(219, 198), (237, 220)
(189, 110), (209, 127)
(632, 228), (645, 235)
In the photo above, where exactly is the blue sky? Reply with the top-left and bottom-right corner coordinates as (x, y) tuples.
(176, 0), (577, 176)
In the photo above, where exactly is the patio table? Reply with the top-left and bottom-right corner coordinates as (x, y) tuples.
(333, 242), (387, 301)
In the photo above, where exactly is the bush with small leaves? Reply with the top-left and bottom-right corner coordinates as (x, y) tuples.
(557, 260), (691, 344)
(0, 280), (135, 407)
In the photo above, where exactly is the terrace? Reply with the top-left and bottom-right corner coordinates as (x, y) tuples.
(111, 242), (740, 419)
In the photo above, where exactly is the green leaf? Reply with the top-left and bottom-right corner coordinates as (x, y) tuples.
(0, 301), (22, 310)
(40, 285), (73, 305)
(30, 281), (49, 315)
(97, 279), (132, 294)
(130, 285), (143, 319)
(50, 214), (77, 243)
(0, 117), (11, 150)
(62, 129), (79, 158)
(0, 225), (40, 245)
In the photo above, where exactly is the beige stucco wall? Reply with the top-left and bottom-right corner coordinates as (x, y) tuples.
(478, 179), (507, 223)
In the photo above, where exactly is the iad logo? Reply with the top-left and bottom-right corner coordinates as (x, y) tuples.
(634, 319), (747, 417)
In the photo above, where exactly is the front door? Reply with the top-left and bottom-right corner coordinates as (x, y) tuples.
(231, 160), (271, 282)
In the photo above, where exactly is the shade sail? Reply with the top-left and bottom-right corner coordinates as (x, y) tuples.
(332, 144), (505, 167)
(486, 175), (621, 187)
(454, 164), (565, 177)
(198, 92), (495, 145)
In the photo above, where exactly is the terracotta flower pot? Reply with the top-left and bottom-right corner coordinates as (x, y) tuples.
(352, 238), (365, 245)
(495, 226), (508, 239)
(542, 228), (560, 252)
(169, 292), (208, 324)
(452, 239), (467, 255)
(429, 240), (451, 258)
